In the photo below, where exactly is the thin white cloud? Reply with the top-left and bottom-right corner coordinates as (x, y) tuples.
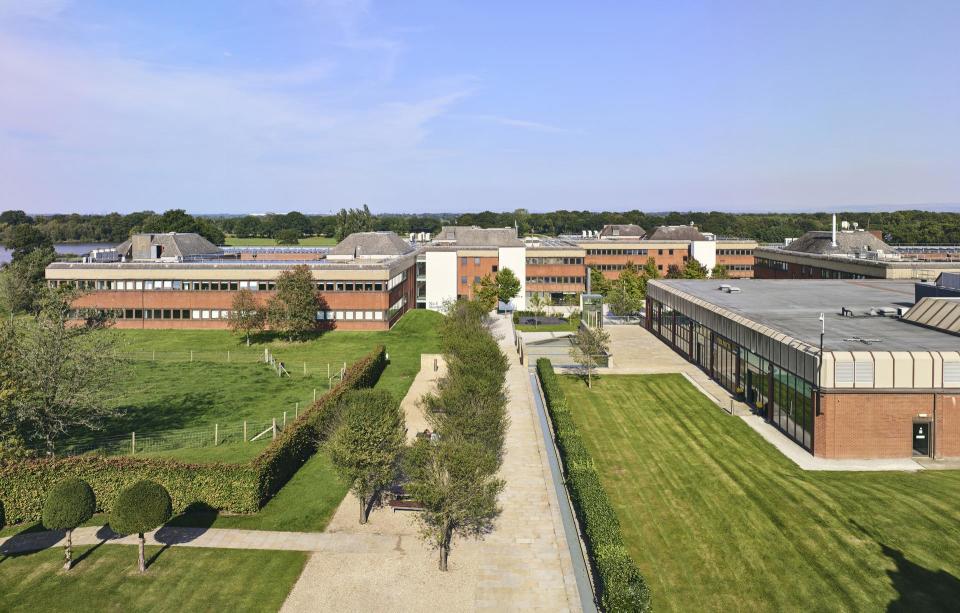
(471, 114), (571, 134)
(0, 0), (71, 21)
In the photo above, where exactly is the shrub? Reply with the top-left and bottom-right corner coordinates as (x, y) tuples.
(536, 358), (652, 612)
(0, 345), (388, 525)
(110, 480), (173, 573)
(42, 478), (96, 570)
(0, 499), (5, 529)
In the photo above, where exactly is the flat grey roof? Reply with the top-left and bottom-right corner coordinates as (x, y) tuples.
(656, 279), (959, 352)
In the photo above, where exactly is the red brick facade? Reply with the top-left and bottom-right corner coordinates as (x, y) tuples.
(815, 392), (960, 459)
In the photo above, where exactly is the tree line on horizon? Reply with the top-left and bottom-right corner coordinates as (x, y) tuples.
(2, 207), (960, 246)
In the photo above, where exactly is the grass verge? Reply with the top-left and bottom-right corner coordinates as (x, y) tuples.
(559, 373), (960, 612)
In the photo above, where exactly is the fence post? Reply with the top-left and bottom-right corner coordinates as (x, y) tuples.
(303, 362), (307, 375)
(327, 363), (330, 378)
(283, 411), (287, 428)
(190, 350), (193, 362)
(214, 423), (219, 446)
(228, 350), (231, 363)
(152, 350), (156, 361)
(131, 432), (136, 455)
(313, 388), (317, 402)
(296, 402), (299, 417)
(272, 418), (277, 440)
(243, 421), (247, 443)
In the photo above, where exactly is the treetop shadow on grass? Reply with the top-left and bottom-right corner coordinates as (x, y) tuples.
(883, 543), (960, 612)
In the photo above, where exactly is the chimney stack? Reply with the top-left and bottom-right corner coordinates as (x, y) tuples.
(831, 214), (838, 248)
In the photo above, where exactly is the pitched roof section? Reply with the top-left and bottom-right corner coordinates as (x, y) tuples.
(433, 226), (523, 247)
(599, 224), (646, 238)
(327, 231), (414, 258)
(784, 230), (892, 255)
(645, 225), (707, 241)
(116, 233), (222, 260)
(902, 297), (960, 336)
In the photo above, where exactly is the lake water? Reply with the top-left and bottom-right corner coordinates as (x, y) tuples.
(0, 242), (115, 265)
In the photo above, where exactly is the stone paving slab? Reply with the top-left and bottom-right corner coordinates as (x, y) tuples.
(281, 315), (582, 612)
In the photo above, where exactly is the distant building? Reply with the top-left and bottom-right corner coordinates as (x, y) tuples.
(754, 219), (960, 280)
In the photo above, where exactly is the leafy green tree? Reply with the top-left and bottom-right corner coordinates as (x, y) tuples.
(233, 215), (265, 238)
(5, 224), (52, 260)
(328, 389), (405, 524)
(0, 210), (32, 227)
(405, 437), (504, 571)
(267, 265), (319, 341)
(711, 264), (729, 279)
(607, 262), (644, 316)
(474, 274), (499, 312)
(528, 293), (550, 326)
(42, 478), (96, 570)
(589, 268), (612, 296)
(138, 209), (225, 245)
(228, 289), (264, 345)
(334, 205), (373, 241)
(274, 228), (301, 245)
(109, 481), (173, 573)
(495, 268), (521, 307)
(680, 258), (708, 279)
(569, 324), (610, 389)
(642, 257), (660, 280)
(6, 287), (121, 453)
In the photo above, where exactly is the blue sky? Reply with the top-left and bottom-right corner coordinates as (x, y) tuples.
(1, 0), (958, 215)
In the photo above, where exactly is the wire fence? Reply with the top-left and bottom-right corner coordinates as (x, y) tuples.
(115, 349), (349, 380)
(46, 396), (319, 459)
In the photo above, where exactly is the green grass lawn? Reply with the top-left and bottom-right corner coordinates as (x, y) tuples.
(0, 545), (306, 612)
(223, 235), (336, 246)
(76, 309), (441, 463)
(559, 373), (960, 612)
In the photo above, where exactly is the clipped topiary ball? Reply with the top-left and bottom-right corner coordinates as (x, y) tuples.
(42, 478), (96, 531)
(110, 480), (172, 536)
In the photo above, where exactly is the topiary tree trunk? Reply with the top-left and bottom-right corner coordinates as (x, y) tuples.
(63, 528), (73, 570)
(138, 532), (146, 573)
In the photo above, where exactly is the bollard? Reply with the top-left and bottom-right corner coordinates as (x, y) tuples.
(131, 432), (136, 455)
(313, 388), (317, 402)
(152, 350), (156, 361)
(303, 362), (307, 375)
(243, 421), (248, 443)
(190, 350), (193, 362)
(214, 423), (219, 446)
(283, 411), (287, 428)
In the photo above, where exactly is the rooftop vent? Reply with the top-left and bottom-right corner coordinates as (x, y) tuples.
(869, 307), (898, 317)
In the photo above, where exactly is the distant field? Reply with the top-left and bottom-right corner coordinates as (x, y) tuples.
(66, 310), (442, 463)
(223, 235), (337, 246)
(560, 373), (960, 612)
(0, 545), (306, 613)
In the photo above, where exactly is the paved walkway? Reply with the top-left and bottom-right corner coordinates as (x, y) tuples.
(0, 525), (400, 556)
(282, 316), (583, 612)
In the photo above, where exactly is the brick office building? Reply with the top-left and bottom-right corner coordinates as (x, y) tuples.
(46, 232), (417, 330)
(646, 278), (960, 459)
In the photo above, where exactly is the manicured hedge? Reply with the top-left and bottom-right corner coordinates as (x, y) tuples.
(536, 358), (652, 612)
(0, 345), (387, 525)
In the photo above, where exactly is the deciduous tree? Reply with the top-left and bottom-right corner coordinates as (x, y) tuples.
(329, 389), (405, 524)
(711, 264), (729, 279)
(607, 262), (644, 316)
(474, 274), (499, 312)
(495, 267), (521, 308)
(6, 287), (121, 453)
(569, 324), (610, 389)
(405, 437), (504, 571)
(229, 289), (264, 345)
(267, 265), (319, 341)
(274, 228), (301, 245)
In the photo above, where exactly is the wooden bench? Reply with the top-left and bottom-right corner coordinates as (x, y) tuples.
(388, 499), (425, 512)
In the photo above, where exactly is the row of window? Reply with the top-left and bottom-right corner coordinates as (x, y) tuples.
(50, 279), (394, 293)
(526, 276), (585, 285)
(71, 308), (389, 321)
(716, 249), (754, 256)
(526, 257), (584, 265)
(587, 248), (677, 256)
(725, 264), (754, 271)
(592, 263), (668, 271)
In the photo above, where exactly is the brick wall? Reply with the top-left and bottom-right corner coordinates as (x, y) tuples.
(816, 392), (960, 459)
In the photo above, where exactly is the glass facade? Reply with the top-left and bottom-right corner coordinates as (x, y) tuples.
(647, 296), (815, 452)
